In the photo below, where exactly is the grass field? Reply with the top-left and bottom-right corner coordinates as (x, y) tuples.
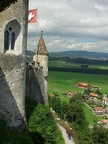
(49, 61), (81, 68)
(48, 71), (108, 95)
(84, 104), (103, 125)
(48, 71), (108, 124)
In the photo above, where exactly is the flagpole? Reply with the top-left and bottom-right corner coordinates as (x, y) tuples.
(36, 7), (39, 63)
(28, 8), (39, 63)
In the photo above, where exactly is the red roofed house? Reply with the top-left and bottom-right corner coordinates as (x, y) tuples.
(92, 85), (100, 90)
(49, 94), (55, 97)
(76, 82), (91, 89)
(94, 107), (104, 115)
(89, 92), (99, 98)
(103, 96), (108, 106)
(105, 109), (108, 114)
(67, 91), (74, 98)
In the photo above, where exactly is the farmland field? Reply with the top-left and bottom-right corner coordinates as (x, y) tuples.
(49, 61), (108, 69)
(48, 71), (108, 95)
(49, 61), (81, 68)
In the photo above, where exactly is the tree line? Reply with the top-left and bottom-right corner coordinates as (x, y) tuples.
(49, 66), (108, 75)
(49, 56), (108, 65)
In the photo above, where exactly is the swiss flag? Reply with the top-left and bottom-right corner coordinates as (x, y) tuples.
(28, 9), (37, 23)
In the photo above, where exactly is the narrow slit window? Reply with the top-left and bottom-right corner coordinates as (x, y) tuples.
(4, 30), (9, 50)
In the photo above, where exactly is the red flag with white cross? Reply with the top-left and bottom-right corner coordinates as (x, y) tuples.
(28, 9), (38, 23)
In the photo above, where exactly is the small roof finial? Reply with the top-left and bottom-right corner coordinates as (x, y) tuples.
(41, 30), (43, 37)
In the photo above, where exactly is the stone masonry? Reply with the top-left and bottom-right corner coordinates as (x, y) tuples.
(0, 54), (26, 132)
(0, 0), (28, 132)
(0, 0), (49, 132)
(26, 62), (47, 104)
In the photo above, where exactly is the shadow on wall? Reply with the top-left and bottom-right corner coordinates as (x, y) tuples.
(26, 64), (45, 104)
(0, 68), (26, 132)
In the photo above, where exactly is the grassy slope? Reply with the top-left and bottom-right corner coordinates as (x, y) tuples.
(84, 104), (103, 125)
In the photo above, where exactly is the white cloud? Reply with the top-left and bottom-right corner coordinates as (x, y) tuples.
(94, 3), (104, 11)
(27, 0), (108, 53)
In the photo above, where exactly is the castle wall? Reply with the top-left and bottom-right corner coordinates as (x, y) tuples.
(0, 0), (49, 132)
(0, 0), (28, 55)
(0, 54), (26, 131)
(0, 0), (28, 132)
(26, 63), (48, 104)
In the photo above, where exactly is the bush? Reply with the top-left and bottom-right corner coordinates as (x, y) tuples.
(0, 96), (64, 144)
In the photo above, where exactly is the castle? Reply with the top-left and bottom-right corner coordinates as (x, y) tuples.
(0, 0), (49, 132)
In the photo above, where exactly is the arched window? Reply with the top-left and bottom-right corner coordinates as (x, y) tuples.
(4, 30), (9, 50)
(4, 27), (15, 51)
(4, 20), (21, 54)
(11, 32), (15, 50)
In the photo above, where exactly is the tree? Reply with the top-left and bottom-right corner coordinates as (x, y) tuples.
(95, 89), (103, 95)
(48, 95), (61, 114)
(66, 103), (86, 126)
(81, 64), (89, 68)
(59, 101), (68, 119)
(92, 125), (108, 144)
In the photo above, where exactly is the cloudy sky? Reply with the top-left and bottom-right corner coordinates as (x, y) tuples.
(27, 0), (108, 53)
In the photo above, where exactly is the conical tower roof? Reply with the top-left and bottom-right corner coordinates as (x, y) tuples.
(37, 31), (49, 55)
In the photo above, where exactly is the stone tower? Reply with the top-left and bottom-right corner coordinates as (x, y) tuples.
(0, 0), (28, 132)
(33, 31), (49, 76)
(33, 31), (49, 104)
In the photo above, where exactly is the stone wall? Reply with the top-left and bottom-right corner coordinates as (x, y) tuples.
(0, 54), (26, 132)
(0, 0), (28, 54)
(0, 0), (48, 132)
(26, 62), (48, 104)
(0, 0), (28, 132)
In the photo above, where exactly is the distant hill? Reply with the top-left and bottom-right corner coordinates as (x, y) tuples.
(49, 50), (108, 59)
(26, 50), (33, 57)
(26, 50), (33, 62)
(26, 50), (108, 60)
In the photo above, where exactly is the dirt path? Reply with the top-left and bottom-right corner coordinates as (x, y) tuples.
(58, 123), (75, 144)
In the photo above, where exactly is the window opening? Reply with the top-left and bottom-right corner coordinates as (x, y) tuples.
(4, 27), (16, 51)
(4, 20), (21, 54)
(11, 32), (15, 50)
(4, 30), (9, 50)
(9, 27), (12, 31)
